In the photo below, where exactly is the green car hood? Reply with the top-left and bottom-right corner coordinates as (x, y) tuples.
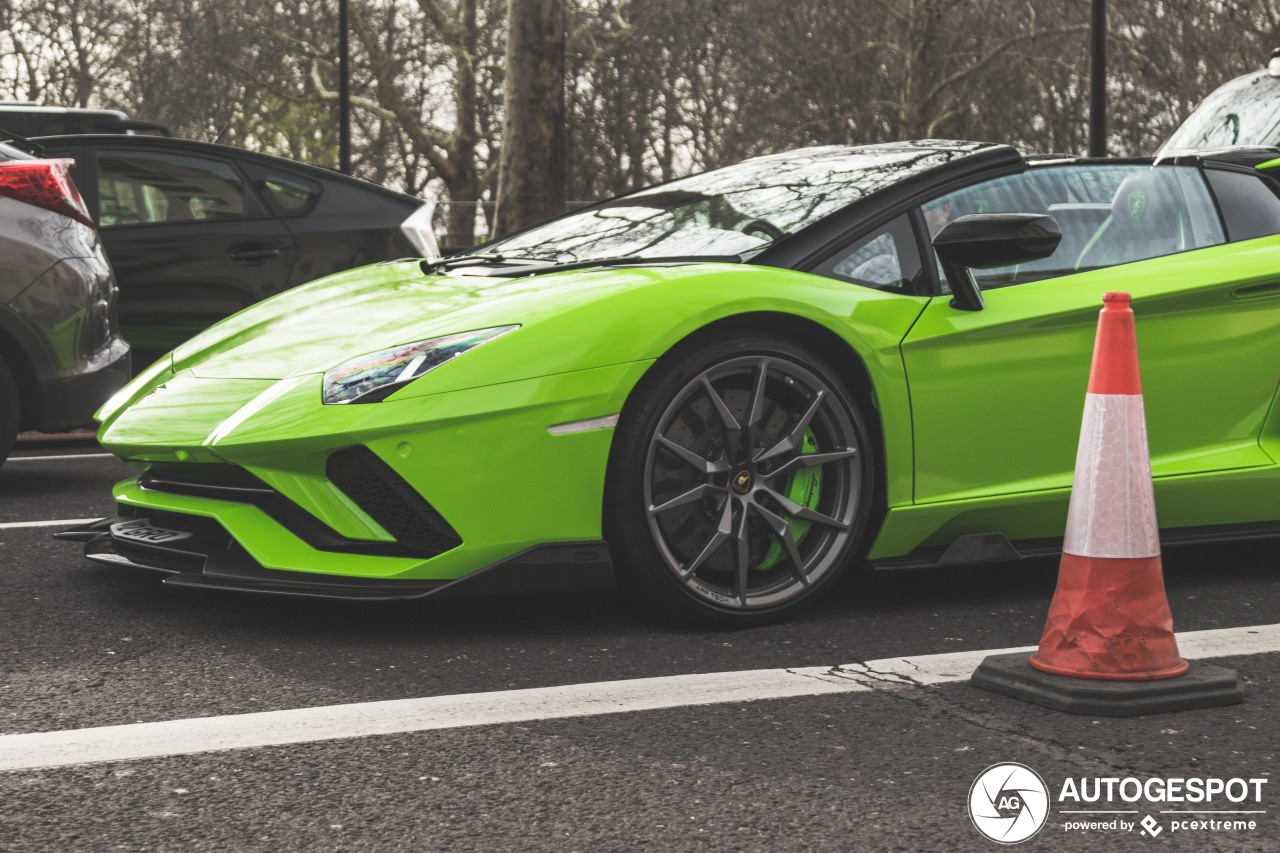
(172, 261), (618, 381)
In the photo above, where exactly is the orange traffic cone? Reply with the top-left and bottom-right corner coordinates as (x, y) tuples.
(972, 292), (1243, 715)
(1030, 291), (1186, 681)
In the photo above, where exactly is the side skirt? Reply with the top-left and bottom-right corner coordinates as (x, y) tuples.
(867, 521), (1280, 571)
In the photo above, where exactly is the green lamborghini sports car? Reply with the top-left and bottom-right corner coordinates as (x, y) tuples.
(62, 140), (1280, 625)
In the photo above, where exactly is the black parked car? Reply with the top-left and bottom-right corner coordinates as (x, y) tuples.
(35, 135), (439, 367)
(0, 102), (170, 137)
(0, 140), (129, 465)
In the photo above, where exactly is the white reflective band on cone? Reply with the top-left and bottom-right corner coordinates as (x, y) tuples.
(1062, 393), (1161, 559)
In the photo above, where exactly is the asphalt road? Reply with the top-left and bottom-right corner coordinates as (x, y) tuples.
(1, 442), (1277, 852)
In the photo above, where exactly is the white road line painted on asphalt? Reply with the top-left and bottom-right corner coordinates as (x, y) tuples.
(6, 453), (113, 462)
(0, 623), (1277, 773)
(0, 518), (97, 531)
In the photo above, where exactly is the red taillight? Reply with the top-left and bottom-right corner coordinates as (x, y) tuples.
(0, 158), (94, 228)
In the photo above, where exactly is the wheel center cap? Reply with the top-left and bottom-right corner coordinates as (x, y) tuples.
(730, 468), (753, 495)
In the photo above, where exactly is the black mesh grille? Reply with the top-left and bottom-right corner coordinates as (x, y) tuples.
(326, 447), (461, 557)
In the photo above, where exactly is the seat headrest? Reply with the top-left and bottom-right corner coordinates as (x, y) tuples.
(1110, 170), (1185, 237)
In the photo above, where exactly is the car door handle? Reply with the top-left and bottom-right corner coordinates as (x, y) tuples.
(228, 246), (282, 265)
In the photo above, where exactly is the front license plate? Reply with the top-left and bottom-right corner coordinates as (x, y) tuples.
(110, 518), (193, 545)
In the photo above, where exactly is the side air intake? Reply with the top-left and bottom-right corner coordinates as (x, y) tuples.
(326, 447), (462, 557)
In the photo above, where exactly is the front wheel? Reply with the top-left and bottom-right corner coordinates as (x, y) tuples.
(605, 333), (876, 626)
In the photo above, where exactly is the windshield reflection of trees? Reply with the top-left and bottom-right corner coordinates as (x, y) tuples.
(490, 144), (979, 262)
(1168, 77), (1280, 148)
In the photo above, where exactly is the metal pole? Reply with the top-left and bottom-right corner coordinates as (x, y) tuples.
(561, 0), (568, 213)
(338, 0), (352, 174)
(1088, 0), (1106, 157)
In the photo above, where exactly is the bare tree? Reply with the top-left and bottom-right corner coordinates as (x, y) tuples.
(494, 0), (565, 235)
(351, 0), (503, 248)
(3, 0), (1278, 224)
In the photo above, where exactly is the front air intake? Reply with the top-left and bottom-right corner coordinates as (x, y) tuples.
(326, 447), (462, 557)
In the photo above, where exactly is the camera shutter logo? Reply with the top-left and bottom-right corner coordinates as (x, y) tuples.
(969, 763), (1051, 844)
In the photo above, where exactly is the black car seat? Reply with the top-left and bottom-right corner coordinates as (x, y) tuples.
(1077, 170), (1188, 268)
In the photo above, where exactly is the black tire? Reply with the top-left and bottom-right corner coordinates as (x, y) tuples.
(604, 332), (876, 626)
(0, 355), (18, 468)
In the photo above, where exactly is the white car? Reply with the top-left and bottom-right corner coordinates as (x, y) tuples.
(1163, 49), (1280, 151)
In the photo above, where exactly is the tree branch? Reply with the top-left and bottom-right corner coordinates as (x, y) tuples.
(922, 24), (1089, 108)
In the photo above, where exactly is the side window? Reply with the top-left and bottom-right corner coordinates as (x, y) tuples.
(241, 161), (322, 218)
(97, 150), (248, 228)
(1205, 169), (1280, 241)
(921, 165), (1227, 290)
(813, 214), (923, 292)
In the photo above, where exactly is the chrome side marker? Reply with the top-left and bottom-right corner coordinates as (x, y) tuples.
(547, 414), (620, 435)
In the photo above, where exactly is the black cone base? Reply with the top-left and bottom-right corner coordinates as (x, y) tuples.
(971, 653), (1244, 716)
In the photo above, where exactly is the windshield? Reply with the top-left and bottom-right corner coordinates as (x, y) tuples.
(1164, 72), (1280, 151)
(483, 143), (990, 263)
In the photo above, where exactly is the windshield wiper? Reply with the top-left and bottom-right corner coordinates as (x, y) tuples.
(511, 255), (747, 275)
(421, 253), (746, 278)
(420, 252), (556, 274)
(0, 129), (46, 156)
(459, 254), (745, 277)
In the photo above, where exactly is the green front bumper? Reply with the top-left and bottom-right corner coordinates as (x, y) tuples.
(99, 360), (653, 582)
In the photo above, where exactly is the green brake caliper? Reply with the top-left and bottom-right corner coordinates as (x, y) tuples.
(756, 427), (821, 570)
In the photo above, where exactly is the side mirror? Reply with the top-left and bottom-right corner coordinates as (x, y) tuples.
(932, 213), (1062, 311)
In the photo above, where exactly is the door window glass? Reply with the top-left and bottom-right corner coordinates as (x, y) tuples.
(241, 161), (322, 217)
(97, 150), (246, 227)
(922, 165), (1226, 289)
(1205, 168), (1280, 241)
(813, 213), (923, 292)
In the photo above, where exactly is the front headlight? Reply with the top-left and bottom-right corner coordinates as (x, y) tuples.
(322, 325), (518, 404)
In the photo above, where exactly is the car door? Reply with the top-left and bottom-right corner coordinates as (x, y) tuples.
(900, 162), (1280, 539)
(91, 145), (296, 367)
(236, 158), (424, 287)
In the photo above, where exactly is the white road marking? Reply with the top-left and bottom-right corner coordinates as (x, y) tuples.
(6, 453), (113, 462)
(0, 622), (1276, 773)
(0, 518), (98, 531)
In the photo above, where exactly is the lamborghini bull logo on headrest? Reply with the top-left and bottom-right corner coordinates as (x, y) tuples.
(1128, 191), (1147, 220)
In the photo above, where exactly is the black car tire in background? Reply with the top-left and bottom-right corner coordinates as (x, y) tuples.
(605, 332), (876, 626)
(0, 355), (18, 467)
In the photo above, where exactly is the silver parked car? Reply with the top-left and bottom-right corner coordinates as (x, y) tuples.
(0, 138), (130, 465)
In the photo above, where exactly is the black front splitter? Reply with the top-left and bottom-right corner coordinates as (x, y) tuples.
(58, 516), (616, 602)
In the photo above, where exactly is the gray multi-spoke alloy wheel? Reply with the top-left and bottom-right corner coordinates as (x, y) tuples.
(605, 333), (875, 625)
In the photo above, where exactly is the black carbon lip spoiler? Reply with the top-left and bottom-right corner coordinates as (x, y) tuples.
(54, 517), (118, 542)
(58, 516), (615, 602)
